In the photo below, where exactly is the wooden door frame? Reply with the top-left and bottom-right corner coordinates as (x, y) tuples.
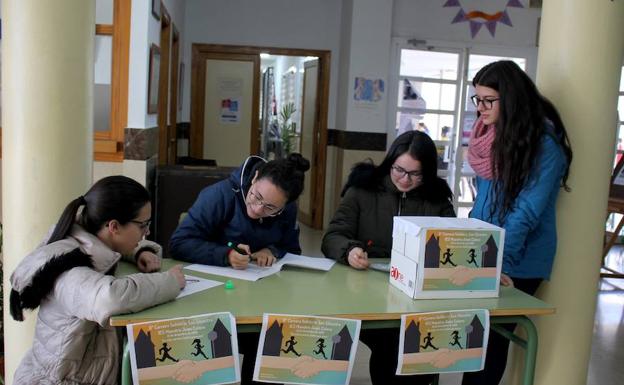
(157, 4), (171, 165)
(297, 59), (321, 227)
(190, 44), (330, 229)
(190, 45), (261, 159)
(168, 24), (180, 164)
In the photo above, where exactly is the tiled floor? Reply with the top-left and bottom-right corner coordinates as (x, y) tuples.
(298, 224), (624, 385)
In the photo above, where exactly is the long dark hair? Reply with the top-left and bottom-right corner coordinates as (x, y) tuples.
(256, 153), (311, 203)
(47, 175), (150, 244)
(342, 130), (452, 202)
(473, 60), (573, 221)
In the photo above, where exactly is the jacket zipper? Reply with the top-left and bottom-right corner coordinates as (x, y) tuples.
(398, 192), (406, 216)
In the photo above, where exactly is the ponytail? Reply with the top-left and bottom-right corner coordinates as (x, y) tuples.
(257, 153), (311, 202)
(47, 196), (86, 244)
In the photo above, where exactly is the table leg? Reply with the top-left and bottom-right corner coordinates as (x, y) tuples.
(491, 315), (538, 385)
(122, 341), (132, 385)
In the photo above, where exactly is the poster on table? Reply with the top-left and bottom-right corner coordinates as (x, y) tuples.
(127, 312), (240, 385)
(397, 309), (489, 375)
(254, 314), (362, 385)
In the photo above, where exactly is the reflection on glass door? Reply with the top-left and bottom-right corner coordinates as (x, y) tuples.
(391, 43), (528, 216)
(394, 48), (461, 188)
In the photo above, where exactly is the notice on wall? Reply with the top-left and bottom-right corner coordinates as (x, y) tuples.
(254, 314), (361, 385)
(127, 312), (240, 385)
(353, 76), (384, 110)
(218, 78), (243, 124)
(397, 310), (489, 375)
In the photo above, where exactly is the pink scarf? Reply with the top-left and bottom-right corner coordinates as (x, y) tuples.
(468, 116), (496, 180)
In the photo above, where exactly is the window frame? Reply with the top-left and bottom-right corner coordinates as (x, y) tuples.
(94, 0), (131, 162)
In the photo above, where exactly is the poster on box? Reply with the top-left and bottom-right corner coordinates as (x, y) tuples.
(397, 310), (489, 375)
(254, 314), (361, 385)
(126, 312), (239, 385)
(422, 229), (502, 291)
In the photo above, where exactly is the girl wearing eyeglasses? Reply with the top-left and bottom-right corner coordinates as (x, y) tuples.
(170, 153), (310, 270)
(9, 175), (185, 385)
(170, 153), (309, 385)
(463, 60), (573, 385)
(322, 130), (455, 385)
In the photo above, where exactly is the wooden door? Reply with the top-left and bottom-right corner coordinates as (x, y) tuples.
(191, 48), (260, 166)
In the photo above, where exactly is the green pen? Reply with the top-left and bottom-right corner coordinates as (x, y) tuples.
(227, 242), (250, 256)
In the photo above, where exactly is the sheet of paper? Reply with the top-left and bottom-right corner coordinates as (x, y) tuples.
(177, 275), (223, 299)
(184, 263), (280, 282)
(278, 253), (336, 271)
(185, 254), (336, 282)
(397, 309), (490, 375)
(126, 312), (240, 385)
(254, 313), (361, 385)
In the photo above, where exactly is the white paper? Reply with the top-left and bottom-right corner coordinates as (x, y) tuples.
(177, 274), (223, 299)
(185, 253), (336, 282)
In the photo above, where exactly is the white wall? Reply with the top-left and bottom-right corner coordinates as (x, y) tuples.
(393, 0), (541, 46)
(181, 0), (342, 129)
(127, 0), (186, 129)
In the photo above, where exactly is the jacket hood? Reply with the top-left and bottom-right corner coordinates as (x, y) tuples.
(228, 155), (268, 199)
(10, 224), (120, 293)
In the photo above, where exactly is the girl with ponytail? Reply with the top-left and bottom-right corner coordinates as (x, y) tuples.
(9, 175), (185, 385)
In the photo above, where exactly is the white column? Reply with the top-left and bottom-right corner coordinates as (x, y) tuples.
(517, 1), (624, 384)
(2, 1), (94, 384)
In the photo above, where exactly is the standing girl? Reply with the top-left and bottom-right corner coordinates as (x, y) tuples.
(463, 60), (573, 385)
(10, 175), (185, 385)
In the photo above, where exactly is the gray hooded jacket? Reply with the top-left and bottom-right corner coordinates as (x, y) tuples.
(10, 225), (181, 385)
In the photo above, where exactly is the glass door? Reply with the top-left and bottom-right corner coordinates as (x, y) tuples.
(389, 45), (464, 196)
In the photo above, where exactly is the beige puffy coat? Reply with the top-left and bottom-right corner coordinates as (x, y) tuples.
(10, 225), (181, 385)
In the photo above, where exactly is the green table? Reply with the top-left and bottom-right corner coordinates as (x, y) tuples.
(112, 259), (554, 385)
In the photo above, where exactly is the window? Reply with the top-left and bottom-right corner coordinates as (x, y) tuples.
(94, 0), (130, 162)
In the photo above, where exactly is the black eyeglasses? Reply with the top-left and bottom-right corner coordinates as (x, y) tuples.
(391, 165), (423, 181)
(470, 95), (499, 110)
(130, 219), (151, 230)
(247, 189), (284, 216)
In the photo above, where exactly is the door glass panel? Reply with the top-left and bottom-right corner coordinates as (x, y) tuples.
(95, 0), (114, 24)
(94, 35), (112, 132)
(398, 80), (456, 111)
(618, 95), (624, 122)
(396, 112), (454, 142)
(400, 50), (459, 80)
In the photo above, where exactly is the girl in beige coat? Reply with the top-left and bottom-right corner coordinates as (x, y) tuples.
(10, 175), (186, 385)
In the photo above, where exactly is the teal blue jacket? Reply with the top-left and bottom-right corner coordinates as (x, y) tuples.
(470, 132), (568, 279)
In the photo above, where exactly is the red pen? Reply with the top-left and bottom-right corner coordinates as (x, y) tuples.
(364, 240), (373, 253)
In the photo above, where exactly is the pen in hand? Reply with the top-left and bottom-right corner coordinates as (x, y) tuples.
(185, 278), (200, 283)
(227, 241), (253, 269)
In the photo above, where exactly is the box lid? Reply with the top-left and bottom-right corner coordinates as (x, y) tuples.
(392, 216), (502, 237)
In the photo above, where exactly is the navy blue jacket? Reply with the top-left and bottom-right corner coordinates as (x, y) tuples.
(169, 156), (302, 266)
(470, 130), (567, 280)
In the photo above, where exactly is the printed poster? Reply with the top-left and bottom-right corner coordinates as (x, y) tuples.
(397, 310), (489, 375)
(219, 97), (240, 123)
(353, 77), (384, 103)
(127, 312), (239, 385)
(218, 78), (242, 124)
(422, 229), (502, 291)
(254, 314), (362, 385)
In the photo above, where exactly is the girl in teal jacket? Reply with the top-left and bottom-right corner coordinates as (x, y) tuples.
(464, 60), (573, 385)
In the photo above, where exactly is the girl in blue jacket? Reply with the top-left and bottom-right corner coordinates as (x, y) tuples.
(170, 153), (309, 385)
(463, 61), (573, 385)
(170, 153), (309, 269)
